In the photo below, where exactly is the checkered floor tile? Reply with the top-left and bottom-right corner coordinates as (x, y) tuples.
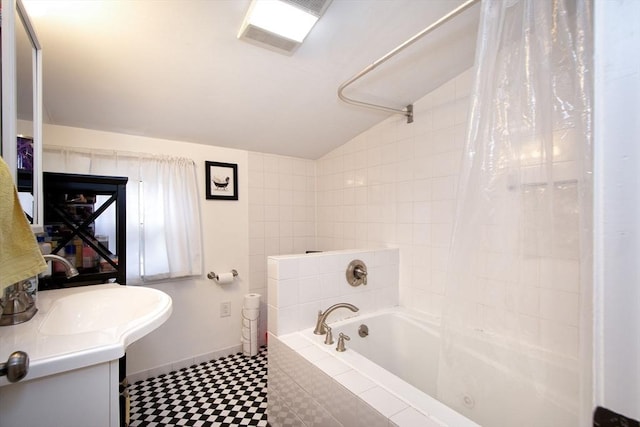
(129, 347), (268, 427)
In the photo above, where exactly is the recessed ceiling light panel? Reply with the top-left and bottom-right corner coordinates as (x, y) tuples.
(238, 0), (332, 54)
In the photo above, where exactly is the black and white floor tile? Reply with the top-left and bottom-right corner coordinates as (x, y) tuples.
(129, 346), (268, 427)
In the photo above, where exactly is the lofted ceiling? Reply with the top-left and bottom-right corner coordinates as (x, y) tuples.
(22, 0), (480, 160)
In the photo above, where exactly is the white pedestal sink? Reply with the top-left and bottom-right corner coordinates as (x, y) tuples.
(0, 283), (172, 427)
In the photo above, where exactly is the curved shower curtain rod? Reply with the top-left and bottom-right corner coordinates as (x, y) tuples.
(337, 0), (480, 124)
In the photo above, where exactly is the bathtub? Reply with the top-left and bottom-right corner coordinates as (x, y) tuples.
(268, 307), (578, 427)
(268, 308), (479, 426)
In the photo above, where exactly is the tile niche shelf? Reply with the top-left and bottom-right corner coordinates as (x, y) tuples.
(40, 172), (128, 290)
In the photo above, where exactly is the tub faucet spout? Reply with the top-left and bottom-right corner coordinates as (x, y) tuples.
(313, 303), (359, 335)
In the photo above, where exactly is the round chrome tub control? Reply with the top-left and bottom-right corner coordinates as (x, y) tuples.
(346, 259), (367, 287)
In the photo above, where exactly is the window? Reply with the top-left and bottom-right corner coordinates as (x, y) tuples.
(43, 147), (203, 284)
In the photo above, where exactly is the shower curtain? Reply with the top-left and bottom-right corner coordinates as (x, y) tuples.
(437, 0), (592, 426)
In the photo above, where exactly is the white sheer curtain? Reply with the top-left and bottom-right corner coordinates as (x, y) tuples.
(43, 147), (203, 284)
(437, 0), (592, 426)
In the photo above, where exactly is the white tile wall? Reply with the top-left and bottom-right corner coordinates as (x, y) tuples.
(315, 69), (472, 322)
(267, 248), (399, 336)
(248, 152), (317, 345)
(247, 152), (316, 290)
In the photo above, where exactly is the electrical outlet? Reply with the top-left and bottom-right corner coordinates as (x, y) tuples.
(220, 301), (231, 317)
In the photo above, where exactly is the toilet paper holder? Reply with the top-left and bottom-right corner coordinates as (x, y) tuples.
(207, 269), (238, 283)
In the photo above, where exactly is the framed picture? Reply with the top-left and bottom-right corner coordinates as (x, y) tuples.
(205, 161), (238, 200)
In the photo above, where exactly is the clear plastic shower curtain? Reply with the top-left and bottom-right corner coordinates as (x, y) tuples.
(437, 1), (592, 426)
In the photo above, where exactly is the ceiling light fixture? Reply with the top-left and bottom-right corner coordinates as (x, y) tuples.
(248, 0), (318, 43)
(238, 0), (332, 54)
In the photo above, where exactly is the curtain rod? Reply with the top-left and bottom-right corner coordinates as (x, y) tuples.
(337, 0), (480, 124)
(44, 145), (195, 164)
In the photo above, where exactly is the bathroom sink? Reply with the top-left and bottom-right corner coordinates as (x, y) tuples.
(0, 283), (172, 385)
(39, 286), (170, 336)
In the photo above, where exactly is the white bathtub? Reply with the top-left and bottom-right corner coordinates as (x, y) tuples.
(269, 307), (579, 427)
(329, 310), (442, 398)
(304, 309), (479, 426)
(268, 308), (479, 427)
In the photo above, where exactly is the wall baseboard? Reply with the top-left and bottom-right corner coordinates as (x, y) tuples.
(127, 344), (243, 385)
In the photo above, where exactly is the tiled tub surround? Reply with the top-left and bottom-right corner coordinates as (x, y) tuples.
(267, 248), (400, 336)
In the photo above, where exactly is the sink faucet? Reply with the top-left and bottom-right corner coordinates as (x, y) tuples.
(0, 254), (80, 326)
(313, 303), (359, 335)
(43, 254), (80, 278)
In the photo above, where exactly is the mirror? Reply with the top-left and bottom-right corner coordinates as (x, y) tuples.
(16, 1), (36, 222)
(1, 0), (42, 225)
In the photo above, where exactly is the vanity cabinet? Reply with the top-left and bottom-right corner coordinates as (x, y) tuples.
(39, 172), (128, 290)
(0, 284), (171, 427)
(0, 360), (121, 427)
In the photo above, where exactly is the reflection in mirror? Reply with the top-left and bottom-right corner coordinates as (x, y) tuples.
(17, 136), (34, 221)
(16, 1), (36, 222)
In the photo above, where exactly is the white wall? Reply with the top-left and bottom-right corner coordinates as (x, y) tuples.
(594, 0), (640, 419)
(42, 124), (256, 377)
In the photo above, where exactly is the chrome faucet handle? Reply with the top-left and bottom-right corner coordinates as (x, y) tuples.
(350, 267), (367, 286)
(346, 260), (367, 287)
(336, 333), (350, 352)
(355, 265), (368, 286)
(323, 324), (334, 345)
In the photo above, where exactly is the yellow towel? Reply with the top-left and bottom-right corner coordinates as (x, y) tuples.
(0, 156), (46, 292)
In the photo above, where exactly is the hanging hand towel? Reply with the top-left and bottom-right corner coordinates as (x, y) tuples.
(0, 157), (46, 292)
